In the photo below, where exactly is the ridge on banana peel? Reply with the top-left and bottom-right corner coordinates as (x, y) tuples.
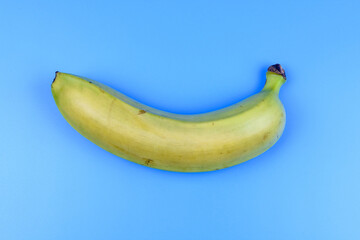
(51, 64), (286, 172)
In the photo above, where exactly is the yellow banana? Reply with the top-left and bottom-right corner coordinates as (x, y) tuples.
(51, 64), (286, 172)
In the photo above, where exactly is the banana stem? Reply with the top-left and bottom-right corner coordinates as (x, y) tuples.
(263, 64), (286, 93)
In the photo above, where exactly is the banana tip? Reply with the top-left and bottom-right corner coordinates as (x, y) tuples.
(268, 64), (286, 80)
(52, 71), (59, 87)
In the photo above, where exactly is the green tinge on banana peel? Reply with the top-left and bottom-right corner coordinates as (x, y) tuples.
(51, 64), (286, 172)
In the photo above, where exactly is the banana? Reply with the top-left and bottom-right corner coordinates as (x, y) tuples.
(51, 64), (286, 172)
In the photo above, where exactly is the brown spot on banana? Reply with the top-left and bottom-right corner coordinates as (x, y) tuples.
(263, 132), (271, 141)
(143, 158), (154, 166)
(138, 110), (146, 115)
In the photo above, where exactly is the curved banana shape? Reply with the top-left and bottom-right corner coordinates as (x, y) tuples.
(51, 64), (286, 172)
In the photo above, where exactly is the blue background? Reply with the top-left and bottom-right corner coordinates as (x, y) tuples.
(1, 0), (359, 239)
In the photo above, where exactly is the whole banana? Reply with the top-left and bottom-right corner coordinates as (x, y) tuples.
(51, 64), (286, 172)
